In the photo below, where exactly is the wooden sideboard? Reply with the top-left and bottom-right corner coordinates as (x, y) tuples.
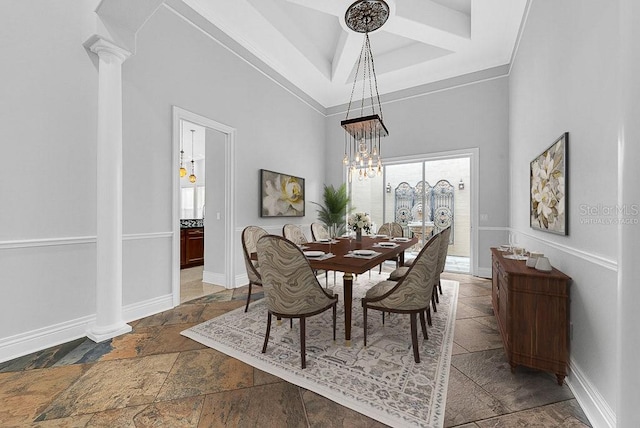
(490, 248), (571, 385)
(181, 227), (204, 269)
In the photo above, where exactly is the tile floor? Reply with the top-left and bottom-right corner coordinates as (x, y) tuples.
(0, 272), (591, 427)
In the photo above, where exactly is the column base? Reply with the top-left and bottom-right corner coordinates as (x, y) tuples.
(87, 323), (132, 343)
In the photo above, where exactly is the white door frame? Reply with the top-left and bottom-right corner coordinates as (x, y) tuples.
(379, 147), (479, 276)
(171, 106), (236, 306)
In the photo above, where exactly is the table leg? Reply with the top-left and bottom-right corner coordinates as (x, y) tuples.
(343, 272), (353, 345)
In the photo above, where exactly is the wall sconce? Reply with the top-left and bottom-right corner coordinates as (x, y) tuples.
(386, 182), (392, 193)
(458, 179), (464, 190)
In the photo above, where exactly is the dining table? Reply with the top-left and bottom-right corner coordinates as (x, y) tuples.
(302, 234), (418, 345)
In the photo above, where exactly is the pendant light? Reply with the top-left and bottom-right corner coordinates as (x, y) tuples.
(179, 123), (187, 177)
(188, 129), (197, 183)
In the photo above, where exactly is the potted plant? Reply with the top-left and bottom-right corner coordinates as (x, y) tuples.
(311, 184), (351, 236)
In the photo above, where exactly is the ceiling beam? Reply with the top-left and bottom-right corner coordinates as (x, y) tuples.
(331, 31), (363, 84)
(283, 0), (345, 17)
(386, 0), (471, 52)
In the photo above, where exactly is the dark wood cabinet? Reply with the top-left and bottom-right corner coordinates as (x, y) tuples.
(491, 248), (571, 385)
(181, 227), (204, 269)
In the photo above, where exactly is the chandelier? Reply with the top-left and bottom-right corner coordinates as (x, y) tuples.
(341, 0), (389, 182)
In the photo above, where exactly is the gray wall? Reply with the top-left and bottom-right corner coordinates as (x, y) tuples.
(0, 1), (326, 360)
(0, 1), (100, 343)
(326, 76), (510, 273)
(509, 0), (618, 424)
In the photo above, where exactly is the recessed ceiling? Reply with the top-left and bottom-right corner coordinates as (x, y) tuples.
(183, 0), (528, 108)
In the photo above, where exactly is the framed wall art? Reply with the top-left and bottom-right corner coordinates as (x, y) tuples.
(530, 132), (568, 235)
(260, 169), (305, 217)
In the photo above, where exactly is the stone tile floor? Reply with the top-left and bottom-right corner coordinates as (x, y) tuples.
(0, 272), (591, 427)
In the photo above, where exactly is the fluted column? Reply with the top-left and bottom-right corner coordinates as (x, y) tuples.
(86, 35), (132, 342)
(617, 0), (640, 426)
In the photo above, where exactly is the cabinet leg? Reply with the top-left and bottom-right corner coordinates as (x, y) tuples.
(556, 374), (565, 386)
(509, 363), (517, 374)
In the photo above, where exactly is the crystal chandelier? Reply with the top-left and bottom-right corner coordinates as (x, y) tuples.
(341, 0), (389, 182)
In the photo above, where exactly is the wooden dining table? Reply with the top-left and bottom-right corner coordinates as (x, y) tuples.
(303, 235), (418, 344)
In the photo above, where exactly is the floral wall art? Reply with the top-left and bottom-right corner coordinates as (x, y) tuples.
(260, 169), (305, 217)
(530, 132), (568, 235)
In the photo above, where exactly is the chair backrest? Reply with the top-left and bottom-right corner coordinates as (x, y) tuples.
(310, 222), (330, 241)
(256, 235), (333, 315)
(378, 222), (403, 237)
(436, 226), (452, 274)
(282, 224), (308, 245)
(241, 226), (268, 283)
(376, 234), (441, 311)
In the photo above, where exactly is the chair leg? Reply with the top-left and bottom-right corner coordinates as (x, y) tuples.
(244, 282), (253, 312)
(332, 303), (337, 341)
(300, 317), (306, 369)
(434, 285), (440, 304)
(438, 279), (443, 295)
(262, 312), (272, 353)
(426, 307), (432, 326)
(432, 292), (438, 313)
(419, 311), (428, 340)
(363, 306), (368, 347)
(410, 313), (420, 363)
(382, 311), (385, 325)
(290, 318), (293, 328)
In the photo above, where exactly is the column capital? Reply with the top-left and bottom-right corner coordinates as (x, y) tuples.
(84, 34), (131, 63)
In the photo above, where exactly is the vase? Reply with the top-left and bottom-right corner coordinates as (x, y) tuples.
(356, 228), (362, 241)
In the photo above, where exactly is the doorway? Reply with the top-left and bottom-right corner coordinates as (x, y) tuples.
(172, 107), (236, 307)
(349, 149), (478, 275)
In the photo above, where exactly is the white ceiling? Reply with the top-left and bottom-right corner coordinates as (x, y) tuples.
(183, 0), (528, 108)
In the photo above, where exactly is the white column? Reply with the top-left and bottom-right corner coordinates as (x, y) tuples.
(86, 35), (132, 342)
(617, 0), (640, 426)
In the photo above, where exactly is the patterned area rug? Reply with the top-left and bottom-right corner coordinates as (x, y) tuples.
(182, 274), (458, 428)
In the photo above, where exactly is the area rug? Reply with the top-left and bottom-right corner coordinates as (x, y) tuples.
(182, 273), (458, 428)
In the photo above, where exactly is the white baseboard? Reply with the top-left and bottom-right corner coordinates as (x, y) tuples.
(0, 315), (94, 364)
(202, 270), (227, 288)
(0, 294), (174, 364)
(123, 294), (174, 324)
(567, 358), (616, 428)
(235, 273), (249, 289)
(476, 267), (492, 278)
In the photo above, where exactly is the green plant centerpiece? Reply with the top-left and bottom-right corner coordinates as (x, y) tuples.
(311, 184), (351, 236)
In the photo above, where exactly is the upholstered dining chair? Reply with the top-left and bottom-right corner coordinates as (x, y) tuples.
(241, 225), (268, 312)
(361, 233), (441, 363)
(387, 227), (451, 317)
(256, 235), (338, 369)
(434, 226), (452, 298)
(310, 222), (330, 241)
(310, 222), (336, 286)
(377, 222), (404, 274)
(282, 224), (308, 245)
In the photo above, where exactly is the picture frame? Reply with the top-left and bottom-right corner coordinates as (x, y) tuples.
(260, 169), (305, 217)
(530, 132), (568, 235)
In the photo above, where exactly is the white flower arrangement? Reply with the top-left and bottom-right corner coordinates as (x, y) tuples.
(348, 212), (372, 233)
(531, 146), (564, 231)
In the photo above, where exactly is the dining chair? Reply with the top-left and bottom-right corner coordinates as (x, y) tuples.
(386, 227), (451, 317)
(241, 225), (268, 312)
(310, 222), (337, 286)
(282, 224), (308, 245)
(376, 222), (404, 274)
(256, 235), (338, 369)
(310, 222), (330, 241)
(361, 233), (441, 363)
(434, 226), (452, 297)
